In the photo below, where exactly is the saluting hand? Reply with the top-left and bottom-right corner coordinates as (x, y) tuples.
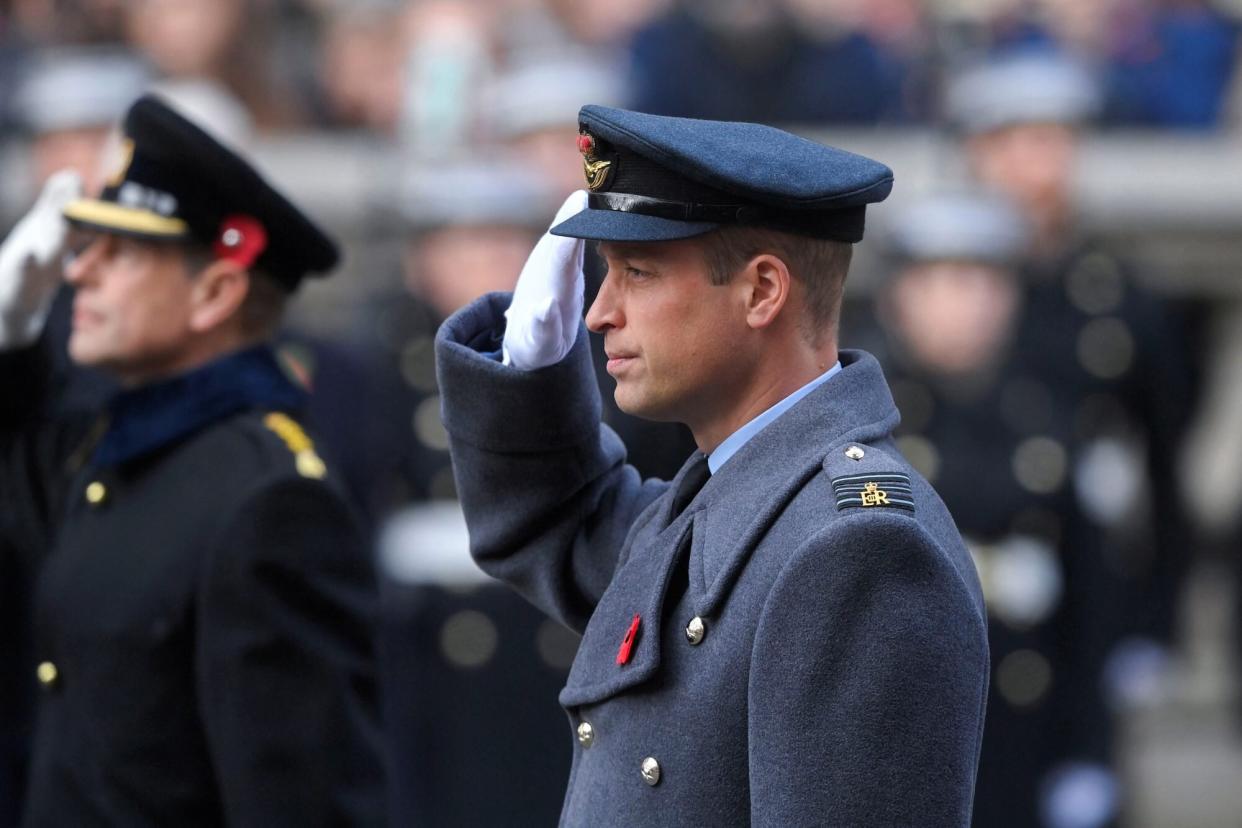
(502, 189), (589, 370)
(0, 170), (82, 348)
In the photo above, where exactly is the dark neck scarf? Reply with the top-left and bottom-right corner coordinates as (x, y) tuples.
(93, 345), (306, 468)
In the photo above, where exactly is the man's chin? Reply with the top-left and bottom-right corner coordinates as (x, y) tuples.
(613, 388), (679, 424)
(67, 335), (109, 369)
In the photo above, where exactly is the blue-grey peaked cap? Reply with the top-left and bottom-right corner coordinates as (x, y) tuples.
(551, 105), (894, 243)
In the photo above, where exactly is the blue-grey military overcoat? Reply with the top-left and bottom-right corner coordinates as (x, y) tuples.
(436, 293), (989, 826)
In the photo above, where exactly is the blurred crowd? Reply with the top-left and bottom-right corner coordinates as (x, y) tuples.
(4, 0), (1242, 827)
(3, 0), (1242, 142)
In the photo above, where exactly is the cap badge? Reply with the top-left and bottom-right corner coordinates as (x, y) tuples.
(106, 138), (135, 188)
(214, 215), (268, 269)
(578, 131), (612, 191)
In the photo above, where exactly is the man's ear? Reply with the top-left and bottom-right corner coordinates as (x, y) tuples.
(188, 259), (250, 334)
(742, 253), (791, 331)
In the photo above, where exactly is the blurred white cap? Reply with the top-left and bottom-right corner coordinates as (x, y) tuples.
(399, 157), (557, 230)
(886, 190), (1031, 267)
(947, 49), (1101, 134)
(13, 46), (151, 134)
(486, 54), (625, 140)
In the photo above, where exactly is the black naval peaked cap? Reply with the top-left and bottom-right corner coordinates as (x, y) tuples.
(62, 94), (339, 288)
(552, 105), (894, 243)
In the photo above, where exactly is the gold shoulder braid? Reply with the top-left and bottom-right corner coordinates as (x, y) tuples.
(263, 412), (327, 479)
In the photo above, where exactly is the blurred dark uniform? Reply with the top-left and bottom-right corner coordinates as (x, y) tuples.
(851, 186), (1193, 828)
(1017, 237), (1196, 648)
(0, 97), (385, 825)
(945, 51), (1198, 666)
(953, 51), (1196, 826)
(332, 162), (579, 826)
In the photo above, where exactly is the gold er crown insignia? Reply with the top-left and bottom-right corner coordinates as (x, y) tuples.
(861, 482), (890, 507)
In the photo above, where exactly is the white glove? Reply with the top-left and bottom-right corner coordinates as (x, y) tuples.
(0, 170), (82, 348)
(502, 189), (589, 370)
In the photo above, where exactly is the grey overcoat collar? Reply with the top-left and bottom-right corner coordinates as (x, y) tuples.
(560, 349), (900, 708)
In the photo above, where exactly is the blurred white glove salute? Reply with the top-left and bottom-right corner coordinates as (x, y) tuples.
(0, 170), (81, 349)
(502, 189), (588, 370)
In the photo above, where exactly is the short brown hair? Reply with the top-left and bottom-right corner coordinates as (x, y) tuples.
(237, 270), (290, 340)
(698, 227), (853, 345)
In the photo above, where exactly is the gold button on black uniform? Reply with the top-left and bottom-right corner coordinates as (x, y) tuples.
(37, 661), (59, 689)
(685, 617), (706, 645)
(85, 481), (107, 506)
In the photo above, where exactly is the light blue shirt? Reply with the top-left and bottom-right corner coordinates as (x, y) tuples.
(707, 362), (843, 474)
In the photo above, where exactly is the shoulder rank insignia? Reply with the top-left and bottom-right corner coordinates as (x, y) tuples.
(832, 472), (915, 512)
(263, 412), (327, 479)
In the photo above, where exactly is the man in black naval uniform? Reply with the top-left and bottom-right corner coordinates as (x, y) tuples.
(0, 96), (385, 825)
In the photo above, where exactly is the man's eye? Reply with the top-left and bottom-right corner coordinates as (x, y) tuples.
(65, 232), (95, 258)
(625, 266), (651, 279)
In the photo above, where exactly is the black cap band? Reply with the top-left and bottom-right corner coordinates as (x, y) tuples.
(589, 192), (751, 223)
(587, 191), (867, 242)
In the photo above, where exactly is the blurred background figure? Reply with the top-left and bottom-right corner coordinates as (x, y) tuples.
(344, 161), (572, 825)
(626, 0), (915, 123)
(344, 159), (556, 514)
(488, 56), (625, 198)
(861, 190), (1124, 828)
(376, 501), (578, 827)
(986, 0), (1241, 130)
(949, 48), (1198, 670)
(316, 1), (408, 133)
(123, 0), (306, 127)
(9, 45), (149, 194)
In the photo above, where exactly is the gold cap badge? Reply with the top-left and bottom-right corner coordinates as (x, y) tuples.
(577, 131), (612, 191)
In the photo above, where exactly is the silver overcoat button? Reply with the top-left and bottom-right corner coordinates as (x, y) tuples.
(845, 445), (865, 461)
(685, 616), (706, 645)
(576, 721), (594, 747)
(640, 757), (661, 786)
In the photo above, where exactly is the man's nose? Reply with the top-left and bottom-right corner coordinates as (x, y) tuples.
(63, 237), (104, 286)
(586, 273), (621, 333)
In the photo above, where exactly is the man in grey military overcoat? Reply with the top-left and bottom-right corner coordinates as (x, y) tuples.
(434, 105), (989, 826)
